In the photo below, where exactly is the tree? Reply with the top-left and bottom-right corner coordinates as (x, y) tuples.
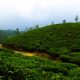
(35, 25), (39, 29)
(63, 20), (66, 23)
(52, 22), (54, 25)
(16, 28), (20, 35)
(75, 15), (79, 22)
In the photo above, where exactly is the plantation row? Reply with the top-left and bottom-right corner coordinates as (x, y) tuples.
(0, 48), (80, 80)
(60, 52), (80, 65)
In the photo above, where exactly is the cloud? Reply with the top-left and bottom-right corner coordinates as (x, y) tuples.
(0, 0), (80, 29)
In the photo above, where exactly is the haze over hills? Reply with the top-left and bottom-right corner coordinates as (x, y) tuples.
(0, 29), (22, 43)
(0, 0), (80, 30)
(0, 22), (80, 79)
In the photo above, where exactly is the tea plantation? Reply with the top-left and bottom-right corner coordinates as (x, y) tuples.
(1, 23), (80, 79)
(0, 48), (80, 80)
(4, 23), (80, 54)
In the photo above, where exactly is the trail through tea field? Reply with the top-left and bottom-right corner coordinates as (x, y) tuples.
(0, 44), (50, 59)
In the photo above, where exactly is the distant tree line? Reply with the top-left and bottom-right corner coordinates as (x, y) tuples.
(0, 29), (22, 43)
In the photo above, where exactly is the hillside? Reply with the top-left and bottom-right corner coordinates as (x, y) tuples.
(3, 23), (80, 64)
(3, 23), (80, 53)
(0, 48), (80, 80)
(1, 23), (80, 79)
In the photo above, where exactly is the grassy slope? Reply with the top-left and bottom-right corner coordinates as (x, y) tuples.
(4, 23), (80, 53)
(0, 48), (80, 80)
(3, 23), (80, 64)
(1, 23), (80, 79)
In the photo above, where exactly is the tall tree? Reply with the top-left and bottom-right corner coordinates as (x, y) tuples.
(75, 15), (79, 22)
(52, 22), (54, 25)
(16, 28), (20, 35)
(35, 25), (39, 29)
(63, 19), (66, 23)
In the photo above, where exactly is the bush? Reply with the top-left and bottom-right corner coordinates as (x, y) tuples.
(60, 55), (80, 65)
(60, 55), (71, 62)
(69, 67), (80, 77)
(48, 48), (59, 56)
(59, 47), (71, 55)
(0, 48), (14, 53)
(41, 66), (69, 76)
(51, 73), (63, 80)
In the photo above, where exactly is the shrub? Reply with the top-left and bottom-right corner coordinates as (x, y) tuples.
(48, 48), (59, 56)
(59, 47), (71, 55)
(41, 66), (69, 76)
(60, 55), (71, 62)
(0, 48), (14, 53)
(69, 67), (80, 77)
(60, 55), (80, 65)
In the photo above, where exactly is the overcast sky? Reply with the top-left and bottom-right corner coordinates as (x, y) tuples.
(0, 0), (80, 30)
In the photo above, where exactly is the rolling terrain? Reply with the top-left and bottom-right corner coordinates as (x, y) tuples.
(0, 48), (80, 80)
(3, 23), (80, 64)
(4, 23), (80, 53)
(1, 23), (80, 80)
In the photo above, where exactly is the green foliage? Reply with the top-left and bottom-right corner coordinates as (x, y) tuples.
(0, 50), (79, 80)
(69, 67), (80, 78)
(48, 48), (59, 55)
(0, 30), (18, 43)
(60, 52), (80, 65)
(1, 23), (80, 79)
(0, 48), (14, 53)
(59, 47), (70, 55)
(4, 23), (80, 54)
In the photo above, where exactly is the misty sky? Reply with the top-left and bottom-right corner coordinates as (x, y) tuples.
(0, 0), (80, 30)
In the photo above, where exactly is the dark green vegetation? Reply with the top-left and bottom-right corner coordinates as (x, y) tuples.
(0, 48), (80, 80)
(60, 52), (80, 65)
(3, 23), (80, 63)
(4, 23), (80, 52)
(1, 23), (80, 79)
(0, 30), (18, 43)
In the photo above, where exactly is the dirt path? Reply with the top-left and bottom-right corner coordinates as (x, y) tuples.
(15, 51), (35, 57)
(0, 44), (35, 57)
(0, 44), (2, 48)
(15, 51), (51, 59)
(0, 44), (50, 58)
